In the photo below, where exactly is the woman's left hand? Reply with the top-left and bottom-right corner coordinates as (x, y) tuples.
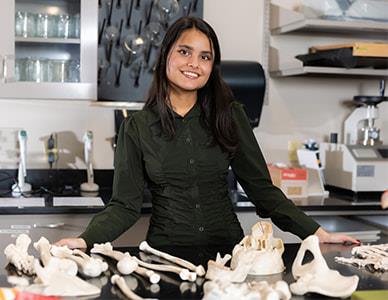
(314, 227), (360, 244)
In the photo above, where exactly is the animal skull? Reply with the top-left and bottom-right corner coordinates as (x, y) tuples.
(231, 221), (285, 275)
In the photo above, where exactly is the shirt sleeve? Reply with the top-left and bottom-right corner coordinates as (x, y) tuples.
(230, 102), (320, 239)
(80, 115), (144, 247)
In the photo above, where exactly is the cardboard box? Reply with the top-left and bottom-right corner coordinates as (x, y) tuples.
(268, 165), (308, 198)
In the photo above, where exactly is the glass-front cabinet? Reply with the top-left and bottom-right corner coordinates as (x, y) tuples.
(0, 0), (97, 100)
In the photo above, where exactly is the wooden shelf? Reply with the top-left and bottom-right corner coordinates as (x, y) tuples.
(270, 4), (388, 36)
(15, 37), (81, 44)
(270, 66), (388, 78)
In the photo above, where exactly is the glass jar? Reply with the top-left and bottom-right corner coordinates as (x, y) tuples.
(49, 59), (69, 82)
(57, 14), (70, 38)
(15, 12), (36, 38)
(68, 60), (80, 82)
(36, 13), (56, 38)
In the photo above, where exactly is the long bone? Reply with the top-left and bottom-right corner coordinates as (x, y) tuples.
(4, 233), (35, 275)
(51, 245), (108, 277)
(111, 274), (157, 300)
(33, 237), (77, 276)
(73, 249), (109, 273)
(133, 257), (197, 282)
(91, 243), (160, 283)
(139, 241), (206, 276)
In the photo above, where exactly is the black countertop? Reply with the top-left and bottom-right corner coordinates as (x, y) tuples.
(0, 188), (386, 216)
(1, 242), (387, 299)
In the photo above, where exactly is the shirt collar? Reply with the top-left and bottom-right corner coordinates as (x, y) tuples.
(146, 101), (201, 126)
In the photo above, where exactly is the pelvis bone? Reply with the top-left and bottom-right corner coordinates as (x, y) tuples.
(290, 235), (359, 298)
(231, 221), (285, 275)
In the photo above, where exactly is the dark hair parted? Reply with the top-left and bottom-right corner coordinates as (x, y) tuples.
(144, 16), (238, 155)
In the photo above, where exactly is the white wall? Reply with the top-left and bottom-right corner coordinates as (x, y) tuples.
(1, 0), (387, 169)
(205, 0), (388, 163)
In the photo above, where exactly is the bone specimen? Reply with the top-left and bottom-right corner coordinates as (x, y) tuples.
(21, 259), (101, 297)
(290, 235), (359, 298)
(335, 243), (388, 272)
(51, 245), (108, 277)
(111, 274), (158, 300)
(205, 251), (257, 283)
(231, 221), (285, 275)
(202, 279), (291, 300)
(33, 237), (78, 276)
(4, 234), (35, 275)
(133, 256), (197, 282)
(139, 241), (206, 276)
(91, 243), (160, 283)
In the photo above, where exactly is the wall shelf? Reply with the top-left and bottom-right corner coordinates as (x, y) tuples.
(270, 66), (388, 78)
(269, 3), (388, 79)
(15, 37), (81, 44)
(270, 4), (388, 36)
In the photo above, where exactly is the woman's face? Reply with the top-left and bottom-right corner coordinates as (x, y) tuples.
(166, 28), (214, 95)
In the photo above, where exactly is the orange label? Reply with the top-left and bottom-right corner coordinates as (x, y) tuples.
(281, 169), (307, 180)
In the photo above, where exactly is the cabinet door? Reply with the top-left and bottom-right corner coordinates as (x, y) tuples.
(0, 0), (16, 83)
(0, 0), (97, 100)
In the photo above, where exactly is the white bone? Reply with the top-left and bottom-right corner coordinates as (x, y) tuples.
(134, 265), (161, 284)
(290, 235), (359, 298)
(24, 259), (100, 297)
(231, 221), (285, 275)
(139, 241), (206, 276)
(33, 237), (77, 276)
(4, 234), (35, 275)
(111, 274), (158, 300)
(205, 250), (257, 283)
(91, 243), (160, 283)
(133, 256), (197, 282)
(51, 245), (107, 277)
(73, 249), (109, 273)
(335, 243), (388, 272)
(202, 279), (291, 300)
(7, 275), (30, 287)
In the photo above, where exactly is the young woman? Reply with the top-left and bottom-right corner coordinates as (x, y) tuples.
(57, 17), (358, 249)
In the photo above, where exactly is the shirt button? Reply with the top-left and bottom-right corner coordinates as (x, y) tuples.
(186, 137), (191, 143)
(189, 158), (195, 164)
(199, 226), (204, 232)
(195, 204), (200, 209)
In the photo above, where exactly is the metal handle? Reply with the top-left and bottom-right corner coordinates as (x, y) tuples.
(33, 222), (65, 228)
(0, 55), (4, 82)
(3, 54), (15, 83)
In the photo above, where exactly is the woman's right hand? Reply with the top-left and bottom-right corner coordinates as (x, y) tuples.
(55, 238), (87, 249)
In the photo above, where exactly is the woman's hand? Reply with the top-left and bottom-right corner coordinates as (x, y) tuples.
(55, 238), (87, 249)
(314, 227), (360, 245)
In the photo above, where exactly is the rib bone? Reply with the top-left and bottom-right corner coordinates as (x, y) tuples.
(139, 241), (205, 276)
(4, 234), (35, 275)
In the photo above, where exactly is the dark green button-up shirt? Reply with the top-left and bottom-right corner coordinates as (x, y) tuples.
(80, 102), (320, 247)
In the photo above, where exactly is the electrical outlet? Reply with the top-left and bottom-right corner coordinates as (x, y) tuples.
(0, 128), (20, 168)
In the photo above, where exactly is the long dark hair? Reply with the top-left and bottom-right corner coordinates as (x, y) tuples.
(145, 16), (238, 155)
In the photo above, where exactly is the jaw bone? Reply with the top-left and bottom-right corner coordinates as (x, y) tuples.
(231, 221), (285, 275)
(290, 235), (359, 298)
